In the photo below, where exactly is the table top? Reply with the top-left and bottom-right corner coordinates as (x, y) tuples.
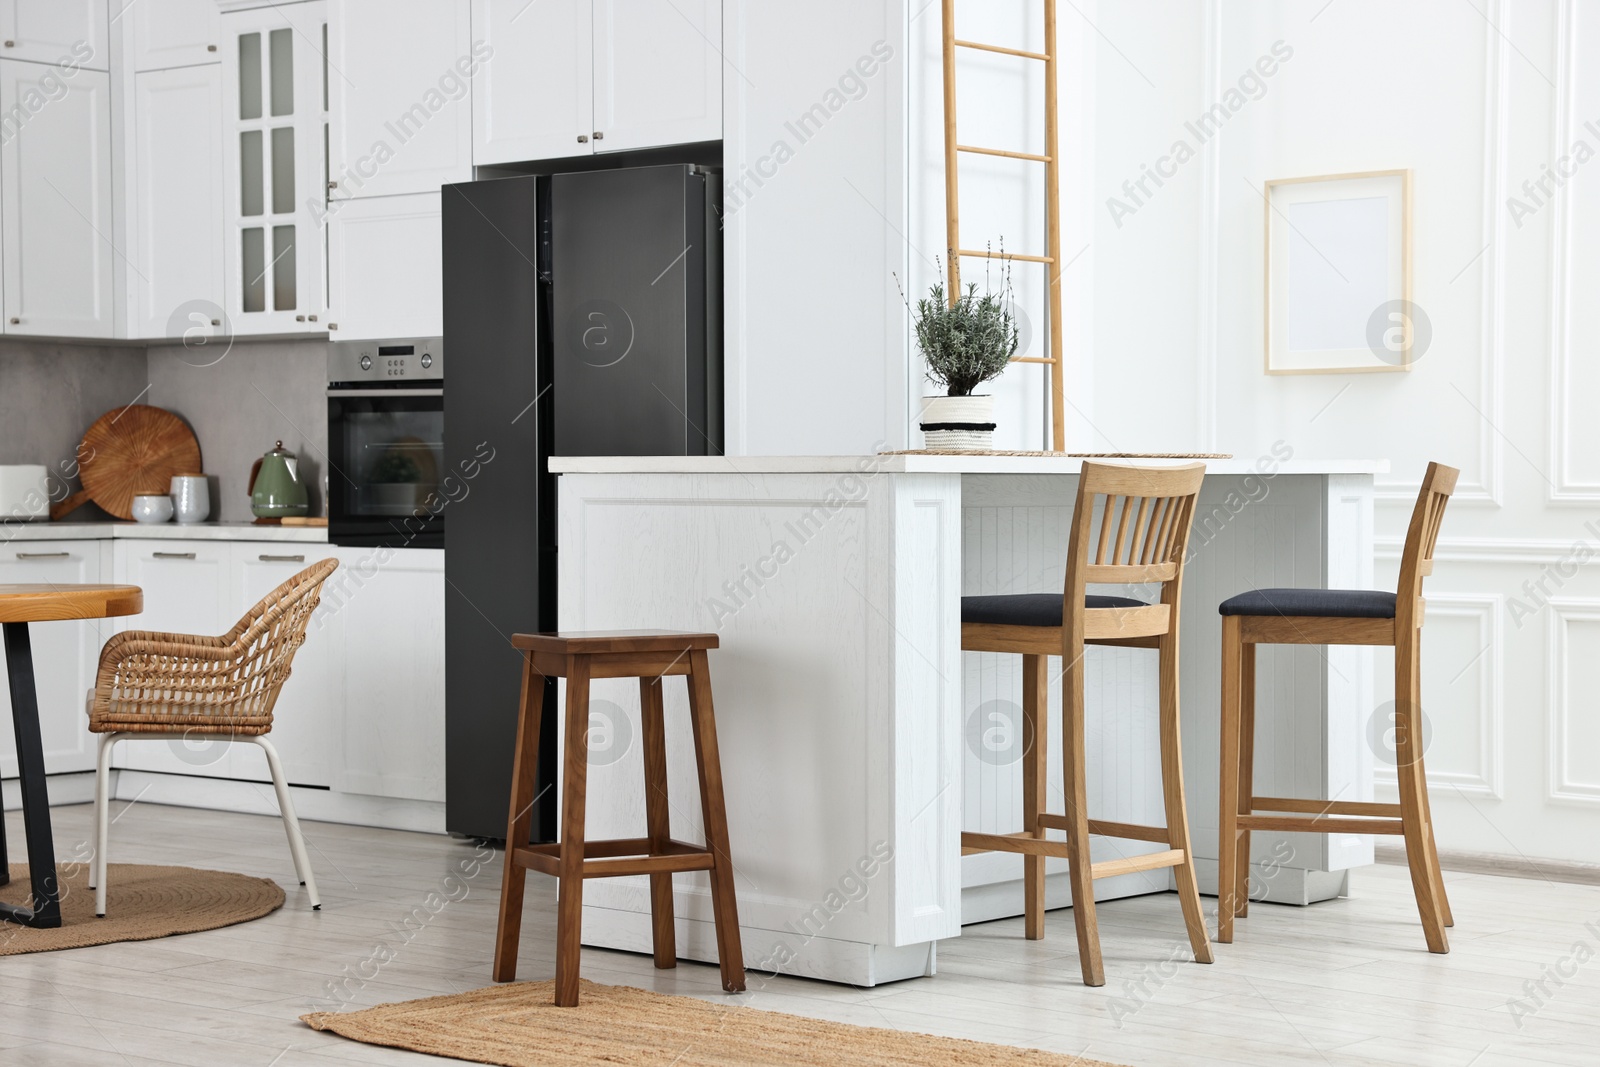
(0, 584), (143, 623)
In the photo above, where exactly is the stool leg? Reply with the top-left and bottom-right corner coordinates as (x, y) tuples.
(1020, 653), (1048, 940)
(1414, 643), (1454, 928)
(1217, 616), (1243, 943)
(1234, 639), (1257, 919)
(555, 655), (593, 1006)
(1394, 636), (1449, 954)
(494, 653), (545, 983)
(1158, 632), (1212, 964)
(1060, 639), (1104, 986)
(639, 675), (677, 969)
(685, 649), (746, 993)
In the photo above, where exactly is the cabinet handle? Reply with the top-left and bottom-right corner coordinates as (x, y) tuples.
(576, 134), (588, 143)
(207, 44), (217, 52)
(152, 552), (197, 560)
(3, 42), (12, 48)
(328, 322), (338, 330)
(328, 180), (338, 190)
(308, 314), (318, 322)
(295, 314), (306, 322)
(211, 319), (220, 326)
(15, 552), (69, 560)
(8, 318), (17, 325)
(593, 131), (604, 140)
(259, 554), (306, 563)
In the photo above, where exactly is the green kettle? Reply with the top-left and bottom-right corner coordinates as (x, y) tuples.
(248, 440), (310, 519)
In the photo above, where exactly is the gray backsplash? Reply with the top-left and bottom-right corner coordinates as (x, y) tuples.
(0, 337), (328, 525)
(0, 340), (150, 521)
(147, 339), (328, 523)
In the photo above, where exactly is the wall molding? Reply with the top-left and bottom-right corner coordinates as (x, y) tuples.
(1374, 593), (1503, 798)
(1375, 533), (1600, 566)
(1374, 0), (1509, 508)
(1547, 600), (1600, 805)
(1546, 0), (1600, 503)
(1195, 0), (1222, 451)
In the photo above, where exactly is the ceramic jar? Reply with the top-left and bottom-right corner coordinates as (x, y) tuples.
(170, 474), (210, 525)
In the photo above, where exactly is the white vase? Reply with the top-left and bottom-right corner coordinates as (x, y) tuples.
(170, 474), (210, 524)
(919, 394), (995, 450)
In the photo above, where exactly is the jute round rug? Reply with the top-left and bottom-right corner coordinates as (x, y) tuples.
(0, 862), (284, 954)
(303, 979), (1133, 1067)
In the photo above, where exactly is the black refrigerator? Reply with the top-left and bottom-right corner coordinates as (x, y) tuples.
(442, 164), (721, 842)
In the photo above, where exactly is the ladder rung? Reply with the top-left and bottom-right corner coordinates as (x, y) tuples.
(954, 38), (1051, 62)
(957, 248), (1053, 264)
(1010, 356), (1057, 365)
(957, 144), (1051, 163)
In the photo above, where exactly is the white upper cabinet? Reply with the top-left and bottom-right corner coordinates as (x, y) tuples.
(591, 0), (721, 152)
(328, 0), (473, 199)
(470, 0), (590, 165)
(220, 0), (327, 334)
(326, 191), (441, 339)
(131, 64), (225, 340)
(0, 59), (113, 338)
(0, 0), (108, 70)
(127, 0), (221, 71)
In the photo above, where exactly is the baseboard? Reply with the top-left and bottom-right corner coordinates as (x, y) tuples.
(1191, 858), (1349, 906)
(108, 770), (446, 834)
(1375, 843), (1600, 886)
(2, 771), (97, 810)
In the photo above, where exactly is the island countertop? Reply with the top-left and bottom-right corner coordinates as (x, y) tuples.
(548, 453), (1390, 476)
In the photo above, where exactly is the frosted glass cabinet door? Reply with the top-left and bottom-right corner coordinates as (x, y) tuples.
(591, 0), (721, 152)
(0, 542), (108, 778)
(127, 0), (221, 71)
(0, 0), (108, 69)
(132, 65), (225, 340)
(470, 0), (592, 165)
(220, 0), (327, 335)
(327, 0), (472, 199)
(0, 61), (113, 338)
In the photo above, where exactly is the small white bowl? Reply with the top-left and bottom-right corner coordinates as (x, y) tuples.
(131, 494), (174, 524)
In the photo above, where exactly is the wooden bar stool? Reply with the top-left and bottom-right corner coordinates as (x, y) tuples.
(492, 629), (745, 1007)
(960, 461), (1212, 987)
(1218, 462), (1458, 953)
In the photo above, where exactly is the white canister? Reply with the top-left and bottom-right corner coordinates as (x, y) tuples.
(170, 474), (210, 524)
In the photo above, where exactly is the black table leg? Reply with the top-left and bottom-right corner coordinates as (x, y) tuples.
(0, 622), (60, 928)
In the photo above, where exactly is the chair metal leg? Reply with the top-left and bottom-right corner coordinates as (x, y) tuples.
(555, 656), (593, 1007)
(253, 736), (320, 910)
(1217, 617), (1243, 943)
(1060, 639), (1104, 986)
(93, 732), (120, 917)
(0, 622), (61, 929)
(1020, 653), (1048, 941)
(1158, 634), (1212, 964)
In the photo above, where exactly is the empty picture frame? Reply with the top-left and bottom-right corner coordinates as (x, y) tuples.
(1264, 169), (1412, 374)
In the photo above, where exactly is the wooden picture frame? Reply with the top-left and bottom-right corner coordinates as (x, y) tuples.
(1264, 169), (1413, 374)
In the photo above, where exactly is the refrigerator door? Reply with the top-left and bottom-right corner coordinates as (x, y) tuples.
(441, 174), (555, 841)
(551, 165), (713, 457)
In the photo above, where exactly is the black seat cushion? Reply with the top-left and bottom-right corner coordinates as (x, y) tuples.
(961, 593), (1147, 628)
(1218, 587), (1396, 619)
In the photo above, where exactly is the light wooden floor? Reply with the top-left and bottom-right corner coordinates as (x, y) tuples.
(1, 802), (1596, 1066)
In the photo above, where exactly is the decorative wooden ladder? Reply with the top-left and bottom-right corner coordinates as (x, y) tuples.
(939, 0), (1065, 450)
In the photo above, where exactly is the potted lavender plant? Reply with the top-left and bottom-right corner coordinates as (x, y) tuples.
(910, 270), (1018, 450)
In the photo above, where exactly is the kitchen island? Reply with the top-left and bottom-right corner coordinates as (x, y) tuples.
(550, 452), (1387, 985)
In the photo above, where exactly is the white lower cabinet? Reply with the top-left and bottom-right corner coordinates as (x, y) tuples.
(0, 540), (112, 777)
(329, 545), (445, 801)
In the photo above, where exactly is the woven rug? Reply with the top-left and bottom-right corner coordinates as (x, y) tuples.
(302, 979), (1132, 1067)
(0, 862), (284, 954)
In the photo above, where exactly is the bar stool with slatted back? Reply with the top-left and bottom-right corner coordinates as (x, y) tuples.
(1217, 461), (1459, 953)
(493, 630), (745, 1007)
(960, 461), (1212, 987)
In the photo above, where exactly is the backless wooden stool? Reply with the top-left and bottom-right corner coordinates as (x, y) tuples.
(960, 461), (1212, 987)
(1218, 462), (1458, 954)
(493, 630), (744, 1006)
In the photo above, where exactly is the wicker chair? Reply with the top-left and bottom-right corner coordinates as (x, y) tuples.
(86, 558), (339, 918)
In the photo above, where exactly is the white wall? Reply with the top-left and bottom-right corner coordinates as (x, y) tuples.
(1047, 0), (1597, 865)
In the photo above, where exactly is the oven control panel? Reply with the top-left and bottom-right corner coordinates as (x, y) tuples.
(328, 337), (443, 384)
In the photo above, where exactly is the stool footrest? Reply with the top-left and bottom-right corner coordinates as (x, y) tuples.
(1250, 796), (1402, 818)
(1089, 848), (1187, 880)
(1235, 814), (1406, 835)
(513, 838), (717, 879)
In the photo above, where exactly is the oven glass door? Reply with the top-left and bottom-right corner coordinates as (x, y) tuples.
(327, 389), (445, 547)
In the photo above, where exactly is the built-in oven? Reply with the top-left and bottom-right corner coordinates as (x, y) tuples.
(327, 338), (445, 549)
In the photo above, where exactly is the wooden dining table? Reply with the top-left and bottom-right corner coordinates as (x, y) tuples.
(0, 583), (142, 928)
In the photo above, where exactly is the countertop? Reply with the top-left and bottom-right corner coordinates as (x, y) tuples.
(0, 521), (330, 543)
(547, 454), (1391, 476)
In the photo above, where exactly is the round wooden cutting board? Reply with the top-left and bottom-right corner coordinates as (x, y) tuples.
(74, 405), (202, 520)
